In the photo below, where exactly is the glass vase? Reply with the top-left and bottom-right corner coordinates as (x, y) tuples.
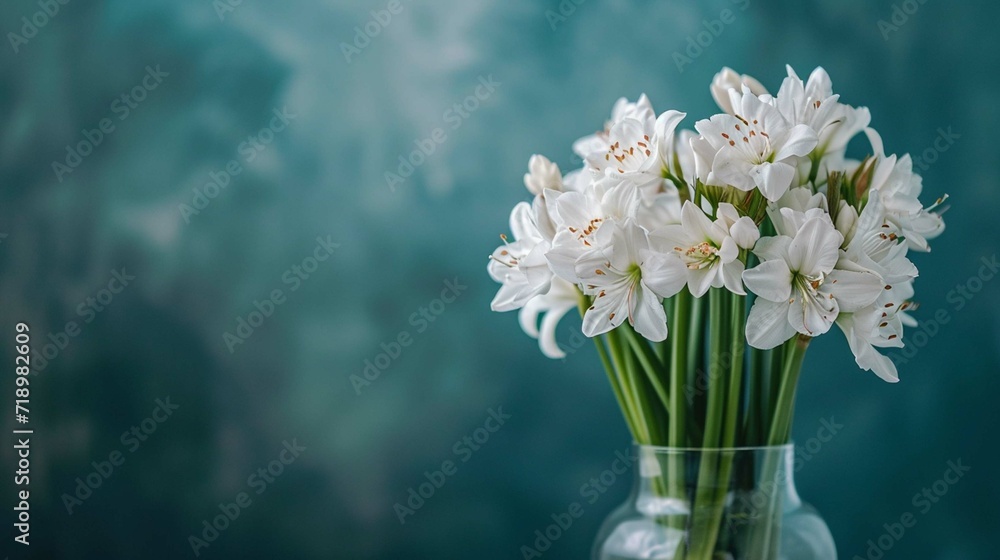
(592, 444), (836, 560)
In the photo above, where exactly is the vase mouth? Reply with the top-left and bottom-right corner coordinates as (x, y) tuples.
(633, 442), (795, 452)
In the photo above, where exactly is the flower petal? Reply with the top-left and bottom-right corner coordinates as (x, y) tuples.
(742, 259), (792, 302)
(787, 217), (842, 274)
(581, 284), (630, 337)
(538, 303), (574, 359)
(729, 216), (761, 250)
(787, 291), (838, 337)
(749, 162), (796, 202)
(773, 124), (818, 161)
(826, 269), (884, 312)
(630, 285), (668, 342)
(641, 253), (688, 299)
(746, 299), (796, 349)
(722, 260), (746, 295)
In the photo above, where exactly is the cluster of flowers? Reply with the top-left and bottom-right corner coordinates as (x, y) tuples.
(488, 66), (946, 382)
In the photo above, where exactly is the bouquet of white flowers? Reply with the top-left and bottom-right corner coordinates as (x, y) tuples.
(488, 66), (946, 558)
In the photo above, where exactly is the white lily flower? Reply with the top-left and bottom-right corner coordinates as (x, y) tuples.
(766, 186), (829, 236)
(710, 67), (768, 115)
(518, 277), (579, 359)
(546, 182), (640, 284)
(652, 202), (758, 297)
(836, 278), (915, 383)
(524, 154), (564, 196)
(488, 201), (553, 312)
(833, 192), (920, 381)
(864, 128), (947, 251)
(742, 217), (884, 349)
(695, 86), (818, 202)
(585, 110), (687, 204)
(576, 220), (687, 341)
(573, 94), (657, 160)
(775, 66), (870, 165)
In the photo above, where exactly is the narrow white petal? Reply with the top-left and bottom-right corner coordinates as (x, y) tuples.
(722, 261), (746, 295)
(518, 297), (544, 338)
(538, 303), (574, 359)
(630, 285), (668, 342)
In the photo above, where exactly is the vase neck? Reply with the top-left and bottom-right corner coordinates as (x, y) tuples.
(632, 444), (802, 512)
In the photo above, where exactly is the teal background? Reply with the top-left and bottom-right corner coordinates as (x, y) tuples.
(1, 0), (998, 558)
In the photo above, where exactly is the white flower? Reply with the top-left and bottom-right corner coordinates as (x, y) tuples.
(652, 202), (758, 297)
(576, 220), (687, 341)
(766, 186), (828, 236)
(695, 87), (818, 201)
(774, 66), (870, 164)
(711, 67), (768, 115)
(546, 182), (640, 284)
(863, 129), (946, 251)
(835, 279), (914, 383)
(834, 194), (919, 382)
(573, 94), (656, 160)
(524, 154), (563, 196)
(518, 277), (579, 359)
(585, 110), (687, 204)
(488, 201), (553, 311)
(742, 217), (884, 349)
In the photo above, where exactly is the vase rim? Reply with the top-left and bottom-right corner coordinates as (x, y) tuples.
(633, 442), (795, 452)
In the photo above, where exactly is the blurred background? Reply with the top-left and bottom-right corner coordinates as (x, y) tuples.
(0, 0), (997, 558)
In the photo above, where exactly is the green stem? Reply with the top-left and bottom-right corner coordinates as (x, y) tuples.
(608, 329), (652, 444)
(579, 294), (643, 439)
(625, 343), (665, 444)
(594, 334), (639, 437)
(747, 334), (811, 557)
(767, 335), (810, 446)
(621, 326), (671, 416)
(670, 292), (691, 447)
(687, 289), (728, 559)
